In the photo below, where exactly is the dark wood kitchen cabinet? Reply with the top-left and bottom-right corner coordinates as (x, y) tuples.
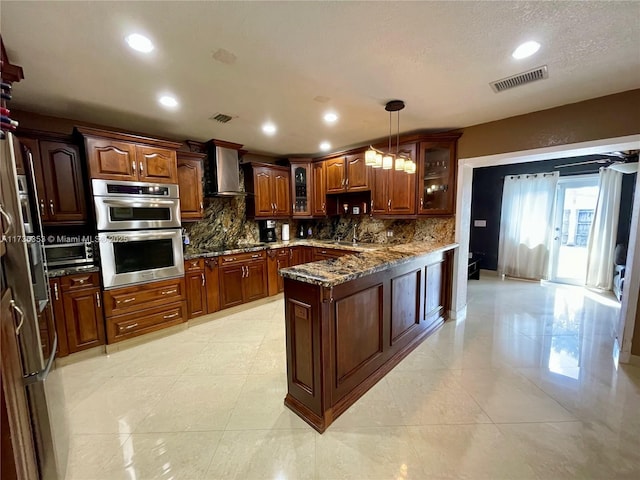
(103, 277), (186, 343)
(244, 163), (291, 218)
(325, 153), (369, 194)
(77, 127), (181, 184)
(185, 259), (207, 318)
(184, 257), (220, 319)
(312, 246), (356, 261)
(417, 137), (460, 216)
(218, 250), (268, 309)
(267, 248), (291, 295)
(311, 161), (326, 216)
(17, 135), (87, 224)
(290, 160), (313, 217)
(370, 143), (417, 216)
(48, 272), (105, 356)
(177, 151), (205, 221)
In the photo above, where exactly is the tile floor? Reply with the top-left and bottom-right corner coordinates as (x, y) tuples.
(56, 276), (640, 479)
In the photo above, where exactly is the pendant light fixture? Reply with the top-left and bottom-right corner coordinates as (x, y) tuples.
(365, 100), (414, 173)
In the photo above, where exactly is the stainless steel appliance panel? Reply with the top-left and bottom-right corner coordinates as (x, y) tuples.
(93, 196), (181, 231)
(98, 229), (184, 289)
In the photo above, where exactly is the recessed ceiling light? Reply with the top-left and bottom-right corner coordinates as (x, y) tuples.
(323, 112), (338, 123)
(262, 122), (277, 135)
(126, 33), (154, 53)
(512, 41), (541, 59)
(158, 95), (178, 108)
(319, 141), (331, 151)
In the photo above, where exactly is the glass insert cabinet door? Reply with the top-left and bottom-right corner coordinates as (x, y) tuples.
(290, 162), (312, 217)
(418, 141), (456, 215)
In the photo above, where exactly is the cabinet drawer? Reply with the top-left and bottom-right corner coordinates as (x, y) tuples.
(184, 258), (204, 272)
(107, 301), (186, 343)
(219, 250), (266, 265)
(103, 277), (185, 317)
(60, 272), (101, 291)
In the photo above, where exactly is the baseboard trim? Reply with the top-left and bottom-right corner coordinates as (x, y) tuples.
(449, 305), (467, 321)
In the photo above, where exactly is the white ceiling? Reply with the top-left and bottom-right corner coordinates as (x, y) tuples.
(2, 1), (639, 156)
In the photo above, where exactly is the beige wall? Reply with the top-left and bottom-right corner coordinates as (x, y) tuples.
(458, 89), (640, 159)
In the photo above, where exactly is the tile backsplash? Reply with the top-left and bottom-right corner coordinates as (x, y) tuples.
(183, 196), (455, 253)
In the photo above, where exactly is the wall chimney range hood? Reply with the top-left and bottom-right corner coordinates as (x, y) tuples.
(203, 139), (247, 197)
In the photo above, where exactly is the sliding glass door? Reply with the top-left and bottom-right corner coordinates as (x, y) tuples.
(549, 175), (599, 285)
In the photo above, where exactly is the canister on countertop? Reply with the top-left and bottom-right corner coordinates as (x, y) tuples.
(282, 224), (290, 241)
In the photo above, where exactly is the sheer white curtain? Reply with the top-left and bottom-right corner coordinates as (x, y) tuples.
(585, 167), (623, 289)
(498, 172), (559, 280)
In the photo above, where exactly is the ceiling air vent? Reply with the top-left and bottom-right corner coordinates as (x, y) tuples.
(490, 65), (548, 93)
(209, 113), (234, 123)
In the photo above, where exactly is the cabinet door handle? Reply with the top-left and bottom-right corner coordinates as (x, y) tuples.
(119, 297), (136, 304)
(200, 201), (203, 211)
(322, 202), (325, 212)
(292, 203), (295, 212)
(39, 199), (46, 217)
(341, 178), (345, 186)
(139, 161), (144, 173)
(0, 203), (14, 234)
(371, 200), (374, 211)
(163, 312), (179, 320)
(10, 300), (25, 335)
(224, 257), (236, 262)
(53, 282), (59, 300)
(346, 178), (349, 187)
(289, 249), (293, 259)
(132, 161), (136, 172)
(161, 289), (177, 295)
(420, 198), (423, 209)
(277, 260), (280, 269)
(251, 254), (260, 258)
(201, 273), (205, 287)
(95, 292), (101, 308)
(125, 323), (138, 330)
(49, 200), (55, 216)
(388, 199), (391, 211)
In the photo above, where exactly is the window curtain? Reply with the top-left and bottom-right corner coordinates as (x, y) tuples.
(585, 167), (623, 289)
(498, 172), (559, 280)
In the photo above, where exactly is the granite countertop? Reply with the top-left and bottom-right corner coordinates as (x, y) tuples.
(279, 241), (458, 287)
(183, 239), (381, 260)
(47, 264), (101, 278)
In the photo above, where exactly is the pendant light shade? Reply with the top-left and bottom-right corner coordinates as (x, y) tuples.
(373, 152), (383, 168)
(382, 154), (393, 170)
(404, 159), (416, 174)
(395, 155), (405, 171)
(365, 147), (377, 166)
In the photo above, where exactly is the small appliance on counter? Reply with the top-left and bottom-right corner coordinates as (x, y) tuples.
(45, 241), (94, 268)
(282, 223), (290, 241)
(259, 219), (277, 242)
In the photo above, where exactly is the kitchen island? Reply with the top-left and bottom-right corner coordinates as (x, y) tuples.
(279, 242), (457, 432)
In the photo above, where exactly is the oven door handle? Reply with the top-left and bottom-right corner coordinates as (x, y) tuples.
(102, 230), (179, 242)
(24, 331), (57, 386)
(101, 198), (178, 207)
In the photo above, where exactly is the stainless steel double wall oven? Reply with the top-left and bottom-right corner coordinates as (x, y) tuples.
(92, 179), (184, 289)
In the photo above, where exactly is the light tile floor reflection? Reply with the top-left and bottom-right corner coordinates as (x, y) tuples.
(60, 276), (640, 479)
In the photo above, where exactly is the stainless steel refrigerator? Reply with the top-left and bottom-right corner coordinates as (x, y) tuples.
(1, 131), (68, 479)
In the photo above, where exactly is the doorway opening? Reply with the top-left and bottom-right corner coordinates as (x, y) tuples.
(455, 134), (640, 364)
(550, 175), (599, 285)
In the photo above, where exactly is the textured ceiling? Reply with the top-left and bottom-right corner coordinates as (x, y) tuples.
(2, 1), (639, 156)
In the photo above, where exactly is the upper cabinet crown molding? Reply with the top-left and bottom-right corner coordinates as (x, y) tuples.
(75, 126), (183, 150)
